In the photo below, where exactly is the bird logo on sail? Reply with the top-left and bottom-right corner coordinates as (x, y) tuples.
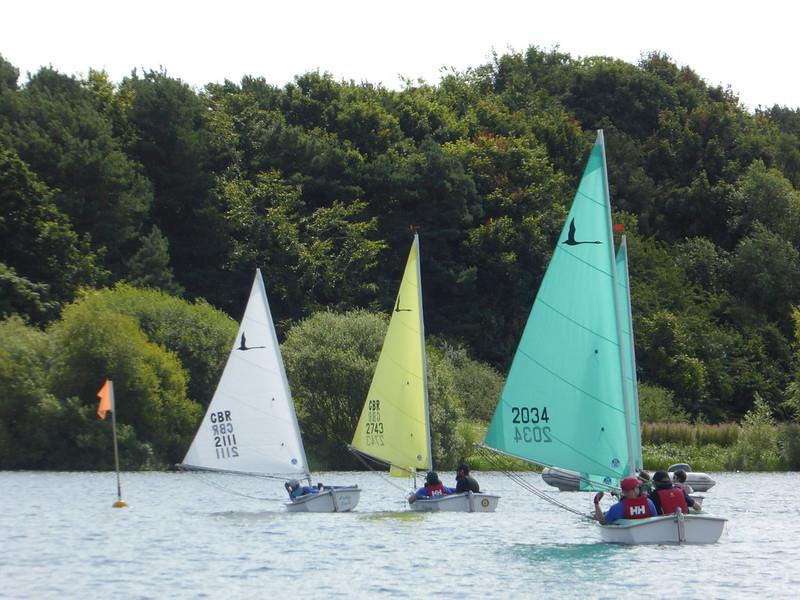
(237, 332), (266, 351)
(562, 219), (601, 246)
(394, 295), (412, 312)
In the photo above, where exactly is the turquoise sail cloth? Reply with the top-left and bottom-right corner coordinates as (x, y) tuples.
(484, 132), (634, 480)
(616, 237), (643, 470)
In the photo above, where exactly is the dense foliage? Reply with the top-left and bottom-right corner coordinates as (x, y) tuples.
(2, 46), (800, 469)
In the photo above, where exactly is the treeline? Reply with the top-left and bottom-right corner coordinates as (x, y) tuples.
(2, 47), (800, 467)
(0, 286), (502, 469)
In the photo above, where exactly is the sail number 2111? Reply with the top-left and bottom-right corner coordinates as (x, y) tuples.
(511, 406), (552, 443)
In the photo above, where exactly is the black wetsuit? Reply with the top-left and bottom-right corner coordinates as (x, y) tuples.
(455, 474), (480, 493)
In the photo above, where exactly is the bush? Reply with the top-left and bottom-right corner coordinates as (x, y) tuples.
(642, 422), (739, 447)
(75, 284), (237, 408)
(726, 396), (782, 470)
(434, 339), (504, 422)
(48, 292), (201, 465)
(638, 383), (689, 423)
(426, 345), (469, 468)
(642, 443), (729, 472)
(283, 310), (387, 469)
(778, 422), (800, 469)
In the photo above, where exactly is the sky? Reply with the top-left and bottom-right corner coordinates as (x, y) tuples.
(3, 0), (798, 111)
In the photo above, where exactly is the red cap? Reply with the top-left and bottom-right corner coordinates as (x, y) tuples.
(620, 477), (640, 491)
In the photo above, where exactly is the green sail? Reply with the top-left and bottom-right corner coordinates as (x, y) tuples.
(351, 234), (431, 475)
(484, 131), (633, 480)
(616, 237), (643, 470)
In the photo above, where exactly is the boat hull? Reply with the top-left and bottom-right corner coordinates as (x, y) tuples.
(285, 486), (361, 513)
(542, 467), (717, 492)
(408, 492), (500, 512)
(599, 513), (726, 545)
(541, 467), (582, 491)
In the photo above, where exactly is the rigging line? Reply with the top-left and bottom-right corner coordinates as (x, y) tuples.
(194, 470), (277, 501)
(349, 447), (416, 493)
(475, 446), (592, 520)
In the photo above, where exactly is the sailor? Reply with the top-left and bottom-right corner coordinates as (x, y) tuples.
(408, 471), (454, 503)
(455, 463), (480, 493)
(648, 470), (701, 514)
(285, 479), (321, 500)
(592, 476), (657, 524)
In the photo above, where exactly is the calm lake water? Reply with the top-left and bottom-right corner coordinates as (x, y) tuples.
(2, 471), (798, 598)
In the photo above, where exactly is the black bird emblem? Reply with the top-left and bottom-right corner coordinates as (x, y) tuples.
(563, 219), (601, 246)
(237, 333), (266, 351)
(394, 295), (412, 312)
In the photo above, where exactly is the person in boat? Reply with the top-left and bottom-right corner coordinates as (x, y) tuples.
(454, 463), (480, 493)
(636, 469), (654, 495)
(592, 476), (657, 524)
(408, 471), (454, 503)
(648, 470), (702, 514)
(285, 479), (322, 501)
(672, 469), (694, 494)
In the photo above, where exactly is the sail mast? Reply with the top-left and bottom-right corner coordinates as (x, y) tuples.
(599, 129), (636, 476)
(415, 232), (433, 471)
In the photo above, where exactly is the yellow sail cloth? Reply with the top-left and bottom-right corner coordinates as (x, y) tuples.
(351, 235), (430, 476)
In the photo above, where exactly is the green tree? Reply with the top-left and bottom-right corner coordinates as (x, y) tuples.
(0, 145), (107, 318)
(48, 292), (201, 463)
(119, 69), (230, 302)
(730, 223), (800, 326)
(727, 395), (781, 470)
(126, 226), (184, 296)
(282, 310), (386, 468)
(4, 67), (152, 273)
(68, 284), (237, 409)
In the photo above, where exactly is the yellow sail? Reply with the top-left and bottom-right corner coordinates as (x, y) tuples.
(351, 234), (431, 476)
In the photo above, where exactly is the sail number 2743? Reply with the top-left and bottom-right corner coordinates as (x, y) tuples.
(511, 406), (552, 443)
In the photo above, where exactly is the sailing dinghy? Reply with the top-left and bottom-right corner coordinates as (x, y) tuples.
(350, 233), (499, 512)
(481, 131), (724, 543)
(179, 269), (360, 513)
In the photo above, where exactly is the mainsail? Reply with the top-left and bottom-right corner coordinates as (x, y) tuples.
(180, 269), (310, 479)
(484, 131), (635, 480)
(351, 233), (431, 476)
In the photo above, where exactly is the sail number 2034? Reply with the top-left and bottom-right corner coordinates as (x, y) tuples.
(511, 406), (552, 443)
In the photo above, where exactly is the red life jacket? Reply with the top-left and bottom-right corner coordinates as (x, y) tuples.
(425, 482), (446, 497)
(622, 496), (653, 519)
(657, 487), (688, 514)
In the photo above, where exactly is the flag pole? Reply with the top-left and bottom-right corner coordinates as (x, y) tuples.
(109, 381), (127, 508)
(98, 379), (128, 508)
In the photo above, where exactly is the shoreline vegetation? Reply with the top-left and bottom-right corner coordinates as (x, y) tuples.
(2, 48), (800, 471)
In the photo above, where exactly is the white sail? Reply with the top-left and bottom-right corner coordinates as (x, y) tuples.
(180, 269), (309, 478)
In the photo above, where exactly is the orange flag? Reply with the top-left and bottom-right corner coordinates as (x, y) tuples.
(97, 379), (114, 420)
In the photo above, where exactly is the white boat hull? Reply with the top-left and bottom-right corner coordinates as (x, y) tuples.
(541, 467), (582, 491)
(676, 472), (716, 492)
(285, 486), (361, 513)
(408, 492), (500, 512)
(599, 512), (726, 545)
(542, 467), (717, 492)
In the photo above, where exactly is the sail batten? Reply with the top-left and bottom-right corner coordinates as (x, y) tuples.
(483, 131), (633, 480)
